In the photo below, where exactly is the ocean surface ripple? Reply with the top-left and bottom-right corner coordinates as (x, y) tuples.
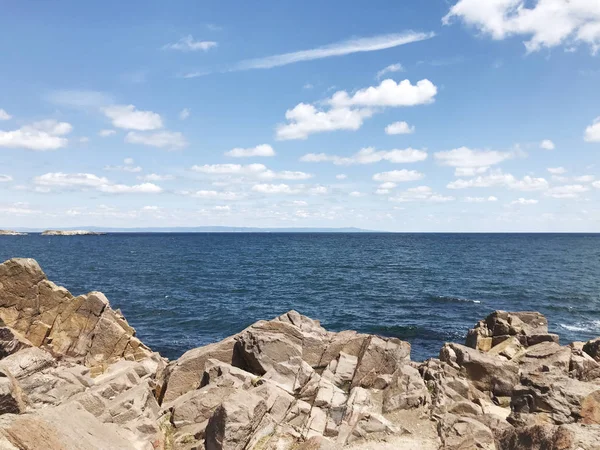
(1, 233), (599, 361)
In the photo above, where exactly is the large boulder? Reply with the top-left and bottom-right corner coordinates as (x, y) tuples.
(497, 423), (600, 450)
(583, 337), (600, 363)
(161, 336), (237, 403)
(466, 311), (553, 352)
(510, 372), (600, 425)
(0, 258), (152, 372)
(440, 343), (519, 396)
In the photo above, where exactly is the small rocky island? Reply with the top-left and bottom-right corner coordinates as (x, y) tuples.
(41, 230), (106, 236)
(0, 230), (27, 236)
(0, 257), (598, 449)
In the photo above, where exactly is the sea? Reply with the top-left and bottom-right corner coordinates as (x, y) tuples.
(1, 233), (599, 362)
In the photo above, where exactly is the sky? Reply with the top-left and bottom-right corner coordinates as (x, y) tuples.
(1, 0), (600, 232)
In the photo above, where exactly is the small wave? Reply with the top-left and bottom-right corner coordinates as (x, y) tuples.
(559, 321), (600, 333)
(429, 295), (481, 304)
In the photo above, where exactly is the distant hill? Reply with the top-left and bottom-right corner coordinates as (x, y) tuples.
(13, 226), (379, 233)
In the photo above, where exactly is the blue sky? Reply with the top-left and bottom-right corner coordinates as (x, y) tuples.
(1, 0), (600, 231)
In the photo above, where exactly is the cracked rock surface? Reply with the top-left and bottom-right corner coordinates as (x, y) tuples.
(0, 258), (599, 449)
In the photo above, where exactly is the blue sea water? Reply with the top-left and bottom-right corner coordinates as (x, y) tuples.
(1, 233), (599, 362)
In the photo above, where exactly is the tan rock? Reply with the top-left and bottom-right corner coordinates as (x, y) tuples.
(440, 343), (519, 396)
(0, 258), (152, 372)
(205, 391), (267, 450)
(161, 336), (236, 403)
(351, 335), (411, 388)
(0, 367), (26, 415)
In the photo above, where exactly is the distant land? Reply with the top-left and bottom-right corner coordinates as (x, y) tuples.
(11, 226), (377, 233)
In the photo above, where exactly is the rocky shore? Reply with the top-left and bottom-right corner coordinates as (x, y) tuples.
(0, 231), (27, 236)
(0, 258), (598, 449)
(41, 230), (106, 236)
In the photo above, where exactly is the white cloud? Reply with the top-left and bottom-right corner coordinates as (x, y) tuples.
(0, 109), (11, 120)
(0, 120), (73, 151)
(163, 35), (217, 52)
(510, 198), (538, 206)
(225, 144), (275, 158)
(125, 131), (187, 149)
(234, 32), (435, 70)
(98, 183), (163, 194)
(372, 169), (424, 183)
(183, 190), (245, 200)
(99, 129), (116, 137)
(376, 63), (404, 79)
(102, 105), (163, 131)
(585, 117), (600, 142)
(349, 191), (365, 197)
(179, 108), (191, 120)
(301, 147), (427, 165)
(574, 175), (595, 183)
(138, 173), (174, 182)
(0, 175), (13, 182)
(33, 172), (162, 194)
(0, 202), (40, 216)
(389, 186), (454, 203)
(434, 147), (512, 171)
(79, 137), (90, 144)
(252, 184), (300, 195)
(464, 196), (498, 202)
(330, 79), (437, 108)
(443, 0), (600, 53)
(34, 172), (109, 188)
(191, 163), (312, 180)
(277, 78), (436, 140)
(276, 104), (373, 140)
(308, 186), (328, 195)
(454, 166), (489, 177)
(336, 174), (347, 180)
(104, 162), (143, 173)
(545, 184), (589, 199)
(124, 158), (134, 165)
(593, 181), (600, 189)
(540, 139), (555, 150)
(192, 163), (266, 175)
(447, 170), (549, 191)
(547, 167), (566, 175)
(379, 182), (397, 189)
(385, 121), (415, 135)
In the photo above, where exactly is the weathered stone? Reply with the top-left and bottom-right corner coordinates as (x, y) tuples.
(440, 343), (519, 396)
(205, 391), (267, 450)
(514, 342), (572, 375)
(0, 347), (56, 379)
(0, 367), (26, 415)
(466, 311), (549, 352)
(0, 258), (152, 372)
(234, 320), (304, 375)
(497, 423), (600, 450)
(382, 364), (429, 413)
(510, 372), (600, 425)
(488, 336), (524, 360)
(161, 336), (236, 403)
(437, 413), (496, 450)
(351, 335), (411, 388)
(0, 327), (32, 359)
(583, 337), (600, 363)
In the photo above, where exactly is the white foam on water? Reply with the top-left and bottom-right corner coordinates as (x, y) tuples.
(560, 321), (600, 333)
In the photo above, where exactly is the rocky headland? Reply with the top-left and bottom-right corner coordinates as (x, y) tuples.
(0, 257), (598, 449)
(41, 230), (106, 236)
(0, 231), (27, 236)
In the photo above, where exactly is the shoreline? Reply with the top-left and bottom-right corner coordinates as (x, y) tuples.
(0, 257), (599, 449)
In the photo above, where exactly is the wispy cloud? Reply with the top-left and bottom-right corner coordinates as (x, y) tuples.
(234, 31), (434, 71)
(45, 90), (114, 108)
(163, 35), (217, 52)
